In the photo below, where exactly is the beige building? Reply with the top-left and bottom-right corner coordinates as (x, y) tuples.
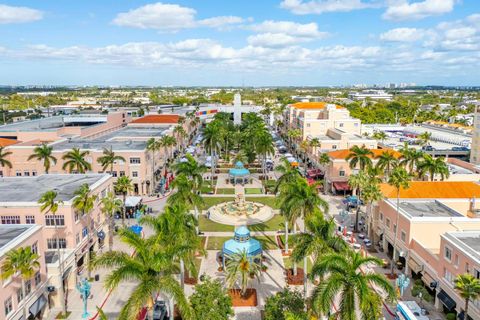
(470, 106), (480, 164)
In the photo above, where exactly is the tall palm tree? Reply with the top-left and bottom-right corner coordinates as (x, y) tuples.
(388, 166), (411, 275)
(454, 273), (480, 320)
(92, 229), (193, 320)
(202, 122), (222, 189)
(114, 176), (133, 226)
(256, 131), (275, 179)
(277, 178), (328, 296)
(73, 183), (98, 278)
(309, 250), (395, 320)
(160, 135), (177, 166)
(348, 171), (369, 232)
(375, 150), (398, 180)
(173, 125), (187, 149)
(146, 138), (160, 193)
(62, 148), (92, 173)
(1, 246), (40, 320)
(97, 147), (125, 174)
(0, 146), (12, 171)
(362, 181), (383, 241)
(287, 129), (301, 148)
(38, 190), (66, 315)
(417, 154), (450, 181)
(418, 131), (432, 146)
(167, 174), (204, 233)
(309, 138), (320, 160)
(318, 153), (330, 193)
(171, 153), (206, 190)
(274, 158), (301, 193)
(225, 250), (262, 297)
(399, 143), (424, 175)
(140, 203), (204, 289)
(100, 192), (122, 251)
(346, 145), (373, 171)
(372, 131), (387, 144)
(28, 143), (56, 174)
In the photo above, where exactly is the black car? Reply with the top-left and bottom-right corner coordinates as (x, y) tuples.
(452, 146), (469, 151)
(421, 145), (434, 151)
(152, 301), (168, 320)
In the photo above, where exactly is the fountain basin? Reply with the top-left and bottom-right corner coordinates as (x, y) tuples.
(207, 200), (274, 226)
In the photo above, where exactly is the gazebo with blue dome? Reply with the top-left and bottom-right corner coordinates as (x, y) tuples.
(229, 161), (250, 185)
(221, 226), (262, 267)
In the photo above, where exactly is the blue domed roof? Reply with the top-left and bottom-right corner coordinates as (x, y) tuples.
(235, 161), (244, 168)
(235, 226), (250, 237)
(222, 237), (262, 257)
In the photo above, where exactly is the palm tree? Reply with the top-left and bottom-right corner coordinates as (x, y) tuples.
(167, 174), (204, 233)
(362, 181), (383, 241)
(100, 192), (122, 252)
(274, 158), (301, 193)
(140, 203), (204, 289)
(173, 125), (187, 149)
(399, 143), (424, 174)
(202, 122), (222, 189)
(146, 138), (160, 193)
(62, 148), (92, 173)
(171, 153), (206, 190)
(0, 146), (12, 171)
(346, 145), (373, 171)
(454, 273), (480, 320)
(97, 147), (125, 174)
(73, 183), (98, 278)
(159, 135), (177, 166)
(417, 154), (450, 181)
(1, 247), (40, 320)
(225, 250), (262, 297)
(114, 176), (133, 226)
(277, 178), (328, 296)
(28, 143), (56, 174)
(348, 171), (369, 232)
(256, 131), (275, 179)
(309, 250), (395, 320)
(318, 153), (330, 193)
(287, 128), (301, 148)
(372, 131), (388, 144)
(388, 166), (411, 275)
(92, 229), (193, 320)
(38, 190), (66, 315)
(375, 150), (399, 180)
(309, 138), (320, 160)
(418, 131), (432, 146)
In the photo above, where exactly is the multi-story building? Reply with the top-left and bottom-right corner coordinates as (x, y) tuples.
(348, 90), (393, 101)
(470, 106), (480, 165)
(0, 174), (113, 310)
(0, 224), (49, 320)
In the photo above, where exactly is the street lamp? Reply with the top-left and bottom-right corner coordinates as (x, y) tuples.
(76, 278), (91, 319)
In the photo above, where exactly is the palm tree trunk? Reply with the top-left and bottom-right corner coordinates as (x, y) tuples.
(108, 213), (114, 252)
(21, 279), (27, 320)
(355, 189), (361, 233)
(284, 219), (289, 253)
(151, 150), (155, 195)
(86, 210), (92, 279)
(390, 189), (400, 276)
(293, 219), (298, 275)
(55, 220), (67, 315)
(194, 206), (199, 234)
(180, 259), (185, 290)
(169, 298), (174, 320)
(122, 193), (126, 226)
(303, 222), (308, 297)
(210, 149), (214, 190)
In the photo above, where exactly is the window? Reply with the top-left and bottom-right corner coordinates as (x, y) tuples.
(32, 170), (37, 176)
(4, 297), (12, 316)
(386, 218), (391, 228)
(34, 271), (41, 286)
(1, 216), (20, 224)
(15, 171), (21, 176)
(0, 170), (3, 177)
(26, 215), (35, 224)
(332, 145), (337, 149)
(466, 262), (470, 273)
(444, 268), (453, 284)
(393, 224), (397, 233)
(47, 238), (66, 249)
(445, 246), (452, 261)
(111, 171), (118, 177)
(339, 123), (344, 127)
(132, 171), (138, 178)
(339, 170), (345, 177)
(354, 123), (359, 127)
(45, 215), (65, 226)
(380, 213), (384, 221)
(31, 242), (38, 255)
(17, 288), (24, 303)
(130, 157), (141, 164)
(119, 171), (125, 177)
(25, 280), (31, 295)
(306, 123), (311, 127)
(23, 170), (30, 176)
(76, 233), (80, 244)
(82, 227), (88, 238)
(475, 269), (480, 279)
(401, 231), (406, 242)
(454, 254), (459, 267)
(74, 212), (80, 222)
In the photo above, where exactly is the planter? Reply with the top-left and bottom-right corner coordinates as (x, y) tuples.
(229, 288), (258, 307)
(285, 268), (305, 285)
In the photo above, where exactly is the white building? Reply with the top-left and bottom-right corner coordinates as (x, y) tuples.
(348, 90), (393, 101)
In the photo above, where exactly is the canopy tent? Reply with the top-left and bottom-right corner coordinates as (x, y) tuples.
(124, 196), (142, 208)
(333, 181), (350, 191)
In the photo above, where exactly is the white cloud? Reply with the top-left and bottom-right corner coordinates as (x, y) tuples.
(383, 0), (457, 21)
(380, 28), (425, 42)
(112, 2), (244, 31)
(247, 33), (304, 47)
(0, 4), (43, 24)
(250, 20), (328, 38)
(280, 0), (379, 15)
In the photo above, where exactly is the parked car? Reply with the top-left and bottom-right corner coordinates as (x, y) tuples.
(152, 301), (168, 320)
(422, 145), (434, 151)
(452, 146), (469, 151)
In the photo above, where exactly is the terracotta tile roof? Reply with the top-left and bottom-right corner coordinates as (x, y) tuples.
(327, 148), (401, 160)
(290, 102), (344, 110)
(380, 181), (480, 199)
(131, 114), (180, 124)
(0, 138), (18, 147)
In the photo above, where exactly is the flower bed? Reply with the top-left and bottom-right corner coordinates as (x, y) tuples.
(285, 268), (304, 285)
(229, 288), (258, 307)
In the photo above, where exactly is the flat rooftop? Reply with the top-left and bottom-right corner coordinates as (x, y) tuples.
(398, 200), (463, 218)
(456, 233), (480, 253)
(0, 115), (106, 133)
(0, 174), (109, 202)
(0, 225), (32, 251)
(52, 126), (169, 151)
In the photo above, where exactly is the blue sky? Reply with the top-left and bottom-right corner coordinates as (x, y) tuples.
(0, 0), (479, 86)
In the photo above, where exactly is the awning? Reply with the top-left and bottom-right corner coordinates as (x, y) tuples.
(437, 289), (456, 310)
(407, 258), (423, 274)
(62, 266), (72, 280)
(421, 272), (435, 287)
(29, 295), (47, 318)
(333, 181), (350, 191)
(125, 196), (142, 207)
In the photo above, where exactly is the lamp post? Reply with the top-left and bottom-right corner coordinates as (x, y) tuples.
(396, 273), (410, 298)
(76, 278), (91, 319)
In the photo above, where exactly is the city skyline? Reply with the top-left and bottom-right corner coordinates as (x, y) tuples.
(0, 0), (479, 86)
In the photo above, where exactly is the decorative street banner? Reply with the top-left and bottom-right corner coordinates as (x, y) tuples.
(195, 109), (218, 116)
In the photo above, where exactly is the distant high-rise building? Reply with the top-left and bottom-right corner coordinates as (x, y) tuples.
(233, 93), (242, 125)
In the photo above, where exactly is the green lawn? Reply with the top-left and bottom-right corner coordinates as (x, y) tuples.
(278, 234), (295, 248)
(216, 188), (235, 195)
(245, 196), (279, 209)
(199, 216), (234, 232)
(245, 188), (263, 194)
(199, 196), (279, 210)
(248, 214), (284, 232)
(206, 236), (231, 250)
(283, 256), (313, 272)
(255, 235), (279, 250)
